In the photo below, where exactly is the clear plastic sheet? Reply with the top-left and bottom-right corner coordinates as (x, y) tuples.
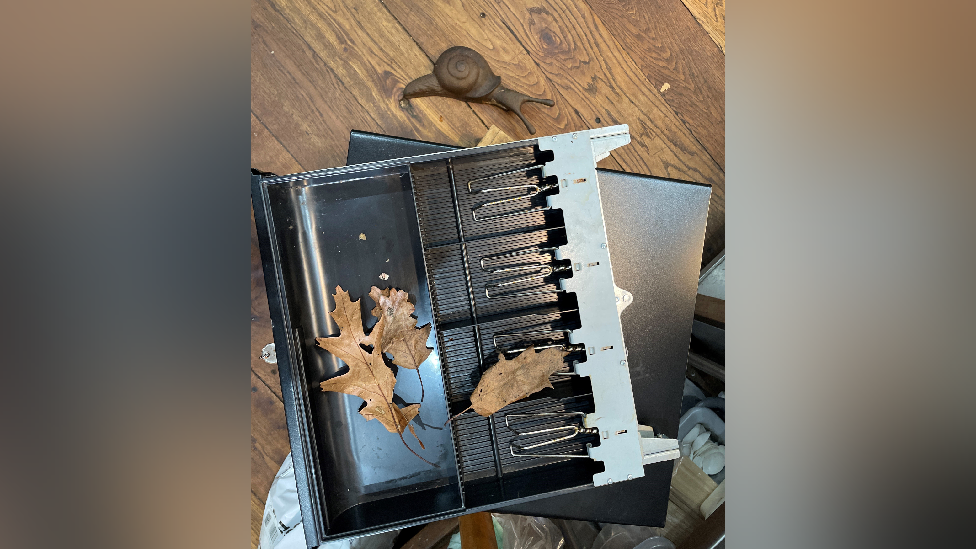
(552, 519), (602, 549)
(491, 514), (565, 549)
(589, 524), (663, 549)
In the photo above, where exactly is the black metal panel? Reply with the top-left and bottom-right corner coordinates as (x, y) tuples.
(502, 169), (711, 525)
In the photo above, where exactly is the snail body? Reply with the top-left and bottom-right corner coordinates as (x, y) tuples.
(403, 46), (554, 134)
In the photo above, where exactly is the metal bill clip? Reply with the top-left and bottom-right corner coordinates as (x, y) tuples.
(467, 164), (557, 221)
(492, 330), (585, 368)
(505, 412), (598, 458)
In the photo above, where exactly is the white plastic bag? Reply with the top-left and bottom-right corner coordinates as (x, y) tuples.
(259, 454), (306, 549)
(589, 524), (664, 549)
(258, 453), (399, 549)
(492, 513), (564, 549)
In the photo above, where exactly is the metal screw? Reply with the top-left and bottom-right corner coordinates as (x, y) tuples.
(552, 136), (557, 141)
(572, 133), (578, 139)
(628, 475), (633, 480)
(607, 478), (612, 484)
(600, 243), (607, 249)
(620, 360), (627, 365)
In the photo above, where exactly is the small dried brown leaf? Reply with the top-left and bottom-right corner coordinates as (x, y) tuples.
(368, 286), (433, 371)
(469, 346), (568, 416)
(316, 286), (418, 436)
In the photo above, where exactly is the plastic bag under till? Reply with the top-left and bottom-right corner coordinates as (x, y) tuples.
(491, 513), (565, 549)
(589, 524), (669, 549)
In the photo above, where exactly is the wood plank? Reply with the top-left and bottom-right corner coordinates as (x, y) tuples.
(252, 491), (266, 549)
(260, 0), (489, 147)
(676, 503), (724, 549)
(669, 456), (718, 514)
(385, 0), (724, 264)
(380, 0), (637, 171)
(660, 457), (717, 545)
(584, 0), (725, 169)
(380, 0), (592, 141)
(252, 2), (382, 170)
(660, 497), (703, 547)
(694, 293), (725, 326)
(251, 112), (304, 175)
(700, 479), (725, 519)
(400, 518), (460, 549)
(459, 513), (498, 549)
(477, 125), (513, 147)
(679, 0), (725, 54)
(251, 370), (292, 501)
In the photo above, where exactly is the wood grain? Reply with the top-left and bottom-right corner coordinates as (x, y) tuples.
(676, 503), (724, 549)
(251, 112), (304, 175)
(252, 1), (381, 170)
(459, 512), (498, 549)
(659, 457), (718, 545)
(251, 370), (291, 502)
(259, 0), (489, 148)
(491, 0), (721, 181)
(670, 456), (718, 513)
(380, 0), (588, 141)
(494, 0), (725, 263)
(660, 497), (703, 547)
(584, 0), (725, 169)
(700, 479), (725, 519)
(680, 0), (725, 53)
(252, 491), (266, 549)
(694, 293), (725, 326)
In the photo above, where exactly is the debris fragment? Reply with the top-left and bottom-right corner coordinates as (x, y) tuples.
(359, 233), (367, 240)
(660, 82), (671, 93)
(379, 272), (390, 280)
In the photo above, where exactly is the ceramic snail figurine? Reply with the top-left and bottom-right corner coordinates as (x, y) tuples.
(402, 46), (554, 134)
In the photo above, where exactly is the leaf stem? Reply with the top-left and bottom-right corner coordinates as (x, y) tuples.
(443, 405), (473, 426)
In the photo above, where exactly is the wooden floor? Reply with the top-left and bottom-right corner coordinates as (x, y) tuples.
(250, 0), (724, 545)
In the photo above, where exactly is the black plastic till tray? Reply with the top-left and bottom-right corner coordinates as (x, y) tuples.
(252, 133), (711, 545)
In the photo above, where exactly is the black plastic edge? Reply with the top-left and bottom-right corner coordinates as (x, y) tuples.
(251, 172), (325, 547)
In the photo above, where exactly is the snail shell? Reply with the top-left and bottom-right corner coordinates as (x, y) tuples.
(432, 46), (501, 99)
(402, 45), (554, 134)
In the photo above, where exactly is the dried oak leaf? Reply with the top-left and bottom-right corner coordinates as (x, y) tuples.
(467, 346), (568, 416)
(369, 286), (433, 399)
(316, 286), (429, 458)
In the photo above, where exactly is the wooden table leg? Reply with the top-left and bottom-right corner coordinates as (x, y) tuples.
(459, 512), (498, 549)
